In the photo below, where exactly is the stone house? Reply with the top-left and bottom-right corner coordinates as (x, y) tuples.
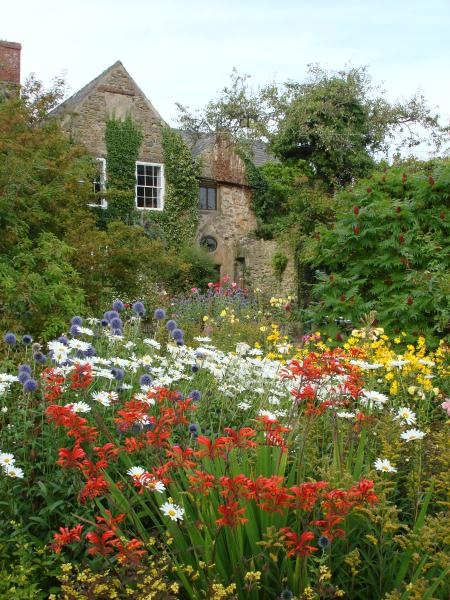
(0, 41), (295, 294)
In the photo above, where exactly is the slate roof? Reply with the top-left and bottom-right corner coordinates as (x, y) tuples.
(179, 130), (275, 166)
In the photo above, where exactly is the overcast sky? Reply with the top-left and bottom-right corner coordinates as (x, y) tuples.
(3, 0), (450, 154)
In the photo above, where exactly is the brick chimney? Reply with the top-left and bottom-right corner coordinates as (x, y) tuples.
(0, 40), (21, 97)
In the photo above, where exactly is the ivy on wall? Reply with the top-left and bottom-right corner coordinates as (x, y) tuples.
(156, 127), (200, 249)
(91, 117), (143, 226)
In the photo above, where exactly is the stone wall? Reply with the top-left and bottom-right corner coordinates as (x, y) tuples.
(58, 63), (165, 163)
(197, 141), (296, 295)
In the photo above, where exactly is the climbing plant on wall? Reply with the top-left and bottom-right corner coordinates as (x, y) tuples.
(94, 116), (143, 225)
(157, 127), (200, 248)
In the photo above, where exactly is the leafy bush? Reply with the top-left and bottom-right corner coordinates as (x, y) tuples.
(307, 160), (450, 343)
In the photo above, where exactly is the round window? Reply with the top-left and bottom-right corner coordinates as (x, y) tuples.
(200, 235), (218, 252)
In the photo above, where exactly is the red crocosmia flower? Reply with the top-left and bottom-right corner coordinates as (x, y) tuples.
(95, 510), (125, 532)
(51, 524), (83, 553)
(353, 206), (359, 215)
(116, 538), (146, 565)
(353, 224), (360, 235)
(94, 443), (120, 466)
(57, 444), (86, 469)
(280, 528), (318, 557)
(85, 529), (118, 556)
(70, 363), (93, 390)
(219, 475), (255, 500)
(187, 470), (216, 497)
(254, 476), (293, 514)
(114, 400), (149, 429)
(165, 445), (196, 469)
(428, 175), (435, 186)
(399, 234), (405, 244)
(311, 514), (346, 542)
(223, 427), (257, 449)
(42, 368), (66, 402)
(348, 479), (378, 505)
(407, 295), (413, 306)
(291, 384), (316, 402)
(79, 475), (109, 504)
(195, 435), (228, 459)
(216, 500), (248, 528)
(124, 436), (145, 453)
(289, 481), (329, 511)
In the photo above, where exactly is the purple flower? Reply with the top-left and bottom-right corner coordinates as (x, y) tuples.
(58, 336), (69, 345)
(109, 310), (120, 321)
(176, 340), (184, 347)
(132, 301), (145, 316)
(190, 390), (201, 402)
(18, 364), (32, 374)
(188, 423), (198, 434)
(139, 374), (153, 386)
(110, 317), (123, 330)
(111, 368), (125, 381)
(70, 316), (83, 326)
(166, 319), (177, 331)
(154, 308), (166, 320)
(85, 347), (96, 357)
(22, 334), (33, 345)
(112, 299), (125, 312)
(33, 352), (46, 364)
(23, 379), (38, 393)
(100, 319), (109, 327)
(172, 328), (184, 341)
(70, 325), (80, 336)
(4, 332), (16, 345)
(112, 329), (123, 336)
(18, 371), (31, 384)
(191, 364), (199, 373)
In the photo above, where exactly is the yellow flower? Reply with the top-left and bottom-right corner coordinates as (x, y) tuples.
(203, 315), (209, 322)
(220, 309), (227, 317)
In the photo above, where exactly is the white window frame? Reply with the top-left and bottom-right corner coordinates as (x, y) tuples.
(88, 157), (107, 209)
(135, 161), (164, 211)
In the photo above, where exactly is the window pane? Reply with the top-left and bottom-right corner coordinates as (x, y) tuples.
(137, 164), (145, 175)
(199, 187), (207, 209)
(207, 188), (216, 210)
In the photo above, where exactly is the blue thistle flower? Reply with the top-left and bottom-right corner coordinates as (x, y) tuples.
(18, 364), (32, 374)
(22, 334), (33, 345)
(112, 299), (125, 312)
(111, 368), (125, 381)
(166, 319), (177, 331)
(190, 390), (201, 402)
(176, 340), (184, 347)
(85, 347), (96, 357)
(33, 352), (46, 364)
(132, 301), (145, 316)
(188, 423), (198, 434)
(70, 325), (80, 336)
(154, 308), (166, 320)
(280, 590), (293, 600)
(139, 374), (153, 386)
(18, 371), (31, 384)
(4, 332), (16, 345)
(70, 316), (83, 326)
(58, 336), (69, 345)
(317, 535), (330, 549)
(109, 310), (120, 321)
(191, 364), (199, 373)
(172, 328), (184, 341)
(112, 329), (123, 336)
(23, 379), (38, 393)
(110, 317), (123, 330)
(100, 319), (109, 327)
(103, 311), (113, 322)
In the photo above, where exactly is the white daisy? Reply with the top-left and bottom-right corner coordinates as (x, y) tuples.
(143, 338), (161, 349)
(361, 390), (389, 408)
(77, 327), (94, 336)
(374, 458), (397, 473)
(68, 339), (91, 352)
(395, 407), (416, 425)
(401, 428), (426, 442)
(127, 466), (146, 480)
(0, 452), (15, 467)
(4, 464), (24, 478)
(68, 401), (91, 413)
(92, 391), (111, 407)
(160, 501), (184, 521)
(237, 401), (251, 410)
(337, 411), (356, 419)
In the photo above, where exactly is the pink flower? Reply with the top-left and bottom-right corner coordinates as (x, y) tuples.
(191, 287), (199, 294)
(207, 282), (214, 288)
(441, 398), (450, 416)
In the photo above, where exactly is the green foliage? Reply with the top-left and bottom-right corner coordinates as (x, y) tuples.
(151, 128), (200, 249)
(177, 245), (218, 290)
(0, 233), (86, 339)
(271, 251), (288, 280)
(307, 160), (450, 342)
(105, 117), (143, 190)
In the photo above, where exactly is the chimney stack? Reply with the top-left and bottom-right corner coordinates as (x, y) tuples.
(0, 40), (21, 97)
